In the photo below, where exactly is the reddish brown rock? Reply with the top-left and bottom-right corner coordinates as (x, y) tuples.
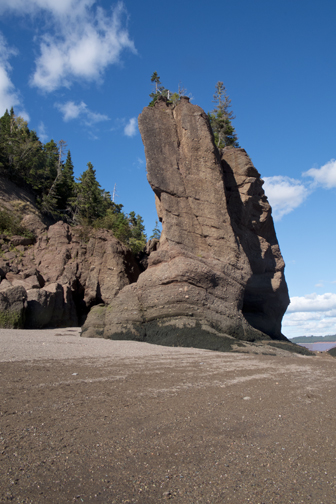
(83, 97), (289, 345)
(25, 283), (78, 328)
(0, 222), (141, 328)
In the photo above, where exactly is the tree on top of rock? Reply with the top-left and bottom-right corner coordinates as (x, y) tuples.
(149, 71), (166, 106)
(208, 81), (239, 149)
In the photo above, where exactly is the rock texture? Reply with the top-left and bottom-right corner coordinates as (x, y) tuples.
(0, 285), (27, 328)
(0, 221), (141, 328)
(83, 97), (289, 345)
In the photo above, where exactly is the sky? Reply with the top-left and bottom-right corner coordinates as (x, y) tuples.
(0, 0), (335, 338)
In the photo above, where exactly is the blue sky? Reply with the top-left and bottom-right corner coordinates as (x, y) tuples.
(0, 0), (335, 338)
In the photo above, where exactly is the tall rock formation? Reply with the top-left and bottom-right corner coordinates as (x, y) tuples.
(82, 97), (289, 346)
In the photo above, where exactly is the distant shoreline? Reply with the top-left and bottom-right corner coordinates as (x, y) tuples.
(290, 335), (336, 344)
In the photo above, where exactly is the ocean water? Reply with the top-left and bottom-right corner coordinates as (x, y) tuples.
(297, 342), (336, 352)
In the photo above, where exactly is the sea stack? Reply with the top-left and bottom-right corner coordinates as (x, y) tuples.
(82, 96), (290, 348)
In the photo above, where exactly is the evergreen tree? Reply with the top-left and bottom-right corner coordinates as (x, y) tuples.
(151, 71), (161, 94)
(149, 72), (172, 106)
(128, 211), (147, 253)
(94, 203), (132, 244)
(74, 162), (105, 223)
(57, 150), (75, 216)
(0, 108), (150, 255)
(41, 184), (60, 219)
(150, 220), (161, 240)
(208, 81), (239, 148)
(0, 109), (45, 184)
(0, 109), (11, 171)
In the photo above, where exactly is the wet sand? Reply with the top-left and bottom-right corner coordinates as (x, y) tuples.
(0, 328), (335, 503)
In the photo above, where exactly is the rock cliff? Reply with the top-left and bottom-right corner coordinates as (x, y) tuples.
(0, 220), (141, 328)
(82, 97), (289, 346)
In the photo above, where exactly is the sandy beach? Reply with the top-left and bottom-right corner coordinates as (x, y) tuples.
(0, 328), (335, 503)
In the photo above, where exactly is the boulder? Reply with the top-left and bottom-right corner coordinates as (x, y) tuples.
(82, 97), (289, 346)
(0, 279), (12, 291)
(9, 235), (35, 247)
(20, 213), (47, 236)
(25, 283), (78, 329)
(0, 285), (27, 328)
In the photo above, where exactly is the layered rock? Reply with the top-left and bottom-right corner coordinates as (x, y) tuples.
(0, 221), (141, 328)
(83, 97), (289, 345)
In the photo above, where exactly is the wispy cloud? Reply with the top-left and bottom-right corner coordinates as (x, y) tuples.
(124, 117), (137, 137)
(55, 100), (109, 125)
(263, 175), (310, 220)
(0, 0), (93, 17)
(17, 110), (30, 122)
(0, 33), (20, 114)
(37, 121), (48, 142)
(3, 1), (137, 92)
(303, 159), (336, 189)
(283, 292), (336, 337)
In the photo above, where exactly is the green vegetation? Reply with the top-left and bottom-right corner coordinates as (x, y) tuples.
(208, 82), (239, 148)
(0, 108), (147, 254)
(0, 309), (25, 329)
(94, 209), (146, 254)
(0, 208), (34, 238)
(150, 220), (161, 240)
(149, 72), (181, 107)
(148, 75), (239, 149)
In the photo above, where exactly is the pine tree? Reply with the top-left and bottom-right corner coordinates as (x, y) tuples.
(0, 110), (10, 170)
(57, 150), (75, 217)
(149, 72), (171, 106)
(150, 220), (161, 240)
(209, 82), (239, 148)
(128, 211), (147, 253)
(74, 162), (105, 223)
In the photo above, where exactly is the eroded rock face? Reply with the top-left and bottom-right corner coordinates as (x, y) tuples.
(83, 97), (289, 344)
(221, 148), (289, 337)
(0, 222), (141, 328)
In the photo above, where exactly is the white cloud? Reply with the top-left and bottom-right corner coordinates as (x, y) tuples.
(18, 1), (136, 92)
(283, 292), (336, 338)
(17, 110), (30, 122)
(0, 0), (94, 17)
(283, 313), (336, 338)
(37, 121), (48, 142)
(262, 175), (309, 220)
(0, 33), (21, 114)
(287, 292), (336, 313)
(124, 117), (137, 137)
(55, 100), (86, 121)
(303, 159), (336, 189)
(55, 100), (109, 125)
